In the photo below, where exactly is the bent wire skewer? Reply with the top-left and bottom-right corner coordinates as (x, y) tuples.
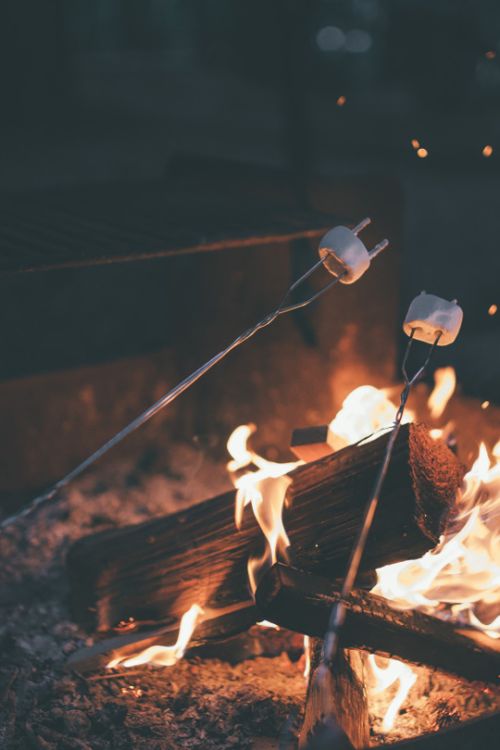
(1, 218), (388, 530)
(306, 293), (464, 750)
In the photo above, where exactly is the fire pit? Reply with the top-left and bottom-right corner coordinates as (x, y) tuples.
(1, 354), (499, 749)
(1, 4), (500, 747)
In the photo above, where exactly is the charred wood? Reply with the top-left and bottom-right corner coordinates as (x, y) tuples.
(67, 424), (462, 633)
(378, 710), (500, 750)
(255, 564), (500, 684)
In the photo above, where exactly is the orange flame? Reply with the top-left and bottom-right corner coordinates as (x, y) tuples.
(107, 604), (204, 669)
(226, 424), (301, 593)
(428, 367), (456, 419)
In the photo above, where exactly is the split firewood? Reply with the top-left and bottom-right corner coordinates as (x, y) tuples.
(300, 639), (369, 750)
(67, 424), (462, 634)
(378, 710), (500, 750)
(289, 424), (340, 461)
(66, 602), (302, 674)
(255, 564), (500, 684)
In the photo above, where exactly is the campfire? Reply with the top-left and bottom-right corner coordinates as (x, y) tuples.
(57, 364), (499, 749)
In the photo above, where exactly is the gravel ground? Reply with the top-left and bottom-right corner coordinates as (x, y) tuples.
(0, 439), (499, 748)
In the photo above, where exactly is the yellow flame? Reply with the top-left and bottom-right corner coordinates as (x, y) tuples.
(428, 367), (456, 419)
(328, 385), (413, 446)
(107, 604), (204, 669)
(226, 424), (302, 593)
(368, 655), (417, 732)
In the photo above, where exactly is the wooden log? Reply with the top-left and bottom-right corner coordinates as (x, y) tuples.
(255, 564), (500, 684)
(67, 424), (462, 633)
(378, 710), (500, 750)
(300, 639), (369, 750)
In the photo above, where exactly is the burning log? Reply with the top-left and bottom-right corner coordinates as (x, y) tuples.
(66, 601), (256, 673)
(67, 424), (462, 633)
(255, 564), (500, 683)
(300, 639), (369, 750)
(381, 710), (500, 750)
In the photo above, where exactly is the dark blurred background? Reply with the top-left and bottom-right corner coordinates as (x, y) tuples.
(0, 0), (498, 503)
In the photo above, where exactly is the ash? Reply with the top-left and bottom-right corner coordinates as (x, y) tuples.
(0, 441), (498, 748)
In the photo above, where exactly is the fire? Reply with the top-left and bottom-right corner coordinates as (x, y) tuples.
(368, 655), (417, 732)
(226, 424), (301, 592)
(328, 385), (413, 447)
(303, 635), (311, 680)
(428, 366), (456, 419)
(226, 373), (498, 732)
(373, 441), (500, 639)
(107, 604), (204, 669)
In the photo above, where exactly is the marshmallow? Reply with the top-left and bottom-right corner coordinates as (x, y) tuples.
(403, 293), (463, 346)
(318, 219), (388, 284)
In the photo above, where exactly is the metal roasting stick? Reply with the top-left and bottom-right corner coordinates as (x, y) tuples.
(305, 292), (464, 749)
(1, 218), (388, 531)
(317, 330), (441, 678)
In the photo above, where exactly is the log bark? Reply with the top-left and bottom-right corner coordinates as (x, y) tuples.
(300, 639), (369, 750)
(255, 564), (500, 683)
(67, 424), (462, 633)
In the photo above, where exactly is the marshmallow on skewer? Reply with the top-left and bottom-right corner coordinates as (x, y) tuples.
(403, 292), (463, 346)
(318, 217), (388, 284)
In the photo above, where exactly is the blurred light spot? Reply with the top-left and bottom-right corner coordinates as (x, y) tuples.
(345, 29), (372, 54)
(417, 148), (428, 159)
(482, 144), (493, 157)
(488, 303), (498, 316)
(411, 139), (420, 149)
(337, 95), (347, 107)
(481, 401), (490, 410)
(485, 51), (496, 59)
(316, 26), (345, 52)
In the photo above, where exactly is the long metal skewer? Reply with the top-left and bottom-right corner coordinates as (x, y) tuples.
(1, 219), (381, 531)
(312, 329), (442, 718)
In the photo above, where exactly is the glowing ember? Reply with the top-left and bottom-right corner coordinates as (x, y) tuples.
(411, 139), (420, 149)
(368, 655), (417, 732)
(226, 424), (301, 592)
(489, 304), (497, 316)
(428, 367), (456, 419)
(337, 95), (346, 106)
(483, 145), (494, 158)
(482, 401), (490, 410)
(417, 147), (428, 158)
(107, 604), (204, 669)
